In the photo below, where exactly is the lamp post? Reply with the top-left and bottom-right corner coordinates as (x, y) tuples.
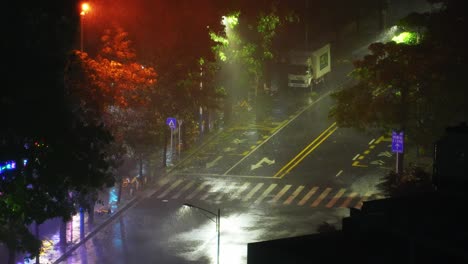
(199, 58), (204, 140)
(80, 2), (90, 52)
(183, 203), (220, 264)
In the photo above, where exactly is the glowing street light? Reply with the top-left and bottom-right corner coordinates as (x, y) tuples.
(80, 2), (91, 52)
(183, 203), (220, 264)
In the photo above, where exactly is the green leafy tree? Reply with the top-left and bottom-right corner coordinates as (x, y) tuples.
(210, 7), (289, 123)
(329, 0), (467, 153)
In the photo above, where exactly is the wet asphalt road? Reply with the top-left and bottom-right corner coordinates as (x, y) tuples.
(60, 79), (394, 264)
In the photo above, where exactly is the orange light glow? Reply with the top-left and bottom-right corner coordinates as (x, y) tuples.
(80, 3), (90, 16)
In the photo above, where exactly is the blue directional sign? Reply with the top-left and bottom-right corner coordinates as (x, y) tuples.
(392, 131), (404, 153)
(166, 117), (177, 130)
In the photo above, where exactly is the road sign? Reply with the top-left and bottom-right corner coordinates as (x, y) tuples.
(391, 131), (404, 153)
(166, 117), (177, 130)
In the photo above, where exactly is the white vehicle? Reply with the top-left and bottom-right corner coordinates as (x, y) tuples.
(287, 43), (331, 89)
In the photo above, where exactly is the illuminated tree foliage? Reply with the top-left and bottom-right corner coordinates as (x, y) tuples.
(210, 10), (284, 90)
(329, 0), (467, 149)
(66, 26), (158, 182)
(66, 26), (157, 119)
(209, 7), (290, 122)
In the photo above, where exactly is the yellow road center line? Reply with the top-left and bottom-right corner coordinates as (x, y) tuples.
(352, 161), (368, 167)
(340, 192), (358, 208)
(325, 188), (346, 208)
(223, 92), (331, 175)
(172, 181), (195, 199)
(284, 186), (305, 205)
(274, 123), (337, 178)
(298, 187), (319, 206)
(243, 183), (264, 202)
(157, 179), (183, 199)
(270, 185), (291, 203)
(311, 187), (332, 207)
(278, 127), (338, 179)
(254, 184), (277, 204)
(375, 135), (385, 144)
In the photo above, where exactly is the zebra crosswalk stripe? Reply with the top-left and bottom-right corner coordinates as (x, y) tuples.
(311, 187), (332, 207)
(157, 179), (183, 199)
(172, 181), (195, 199)
(243, 183), (264, 202)
(215, 182), (236, 201)
(354, 191), (373, 209)
(187, 182), (209, 200)
(298, 187), (319, 206)
(231, 182), (250, 201)
(270, 185), (291, 203)
(150, 177), (172, 197)
(284, 186), (305, 205)
(254, 184), (277, 204)
(339, 192), (358, 208)
(325, 188), (346, 208)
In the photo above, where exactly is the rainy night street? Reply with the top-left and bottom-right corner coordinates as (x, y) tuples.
(56, 77), (391, 264)
(6, 1), (454, 263)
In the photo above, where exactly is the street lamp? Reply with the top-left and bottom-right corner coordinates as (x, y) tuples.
(183, 203), (220, 264)
(80, 2), (90, 52)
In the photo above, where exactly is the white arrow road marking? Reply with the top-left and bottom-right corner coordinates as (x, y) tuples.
(232, 138), (247, 144)
(251, 157), (276, 170)
(370, 160), (385, 165)
(378, 151), (392, 158)
(206, 156), (223, 168)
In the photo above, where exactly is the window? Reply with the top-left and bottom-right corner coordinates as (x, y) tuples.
(320, 52), (328, 70)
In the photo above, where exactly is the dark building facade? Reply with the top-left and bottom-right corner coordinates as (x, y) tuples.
(248, 192), (468, 264)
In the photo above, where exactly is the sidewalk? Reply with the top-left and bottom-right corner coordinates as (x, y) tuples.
(0, 180), (147, 264)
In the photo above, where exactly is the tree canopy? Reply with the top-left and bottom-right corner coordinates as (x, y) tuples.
(329, 0), (468, 149)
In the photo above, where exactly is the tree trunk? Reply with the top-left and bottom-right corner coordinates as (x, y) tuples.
(35, 223), (40, 264)
(224, 96), (232, 124)
(87, 202), (95, 226)
(139, 155), (143, 178)
(203, 107), (210, 134)
(8, 248), (15, 264)
(163, 130), (168, 167)
(117, 180), (123, 204)
(60, 218), (67, 247)
(397, 84), (409, 177)
(79, 207), (85, 239)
